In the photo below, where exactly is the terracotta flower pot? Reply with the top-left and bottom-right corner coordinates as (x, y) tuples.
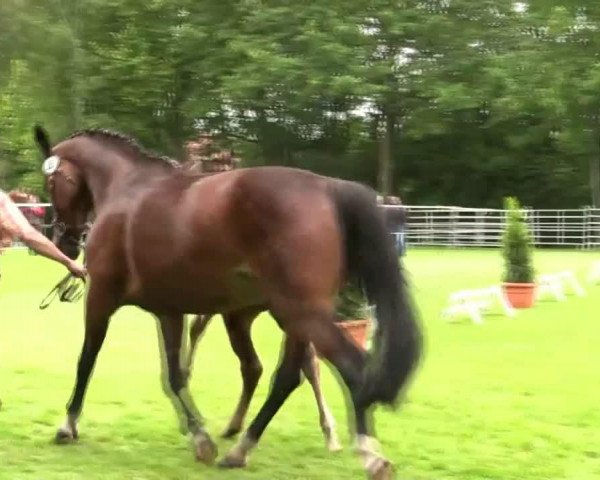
(336, 319), (371, 350)
(502, 282), (536, 308)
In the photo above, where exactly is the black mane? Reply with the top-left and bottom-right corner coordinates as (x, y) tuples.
(68, 128), (181, 168)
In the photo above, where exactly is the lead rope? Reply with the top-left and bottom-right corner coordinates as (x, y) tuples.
(39, 273), (85, 310)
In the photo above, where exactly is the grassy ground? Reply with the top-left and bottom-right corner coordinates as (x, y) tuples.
(0, 247), (599, 480)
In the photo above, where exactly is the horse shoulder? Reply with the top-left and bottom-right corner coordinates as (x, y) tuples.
(85, 210), (128, 274)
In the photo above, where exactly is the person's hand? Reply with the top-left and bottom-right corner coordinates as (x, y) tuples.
(67, 261), (87, 281)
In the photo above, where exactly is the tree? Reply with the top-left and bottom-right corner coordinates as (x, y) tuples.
(0, 60), (41, 191)
(0, 0), (598, 210)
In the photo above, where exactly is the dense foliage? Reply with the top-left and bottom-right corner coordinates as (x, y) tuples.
(501, 196), (535, 283)
(0, 1), (598, 208)
(335, 280), (370, 321)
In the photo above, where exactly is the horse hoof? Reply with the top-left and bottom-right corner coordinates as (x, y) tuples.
(221, 426), (241, 439)
(327, 437), (343, 453)
(370, 460), (395, 480)
(54, 428), (77, 445)
(217, 454), (247, 469)
(193, 436), (218, 465)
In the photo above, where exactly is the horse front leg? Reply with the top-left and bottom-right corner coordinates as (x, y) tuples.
(157, 314), (217, 466)
(221, 308), (263, 438)
(55, 281), (117, 443)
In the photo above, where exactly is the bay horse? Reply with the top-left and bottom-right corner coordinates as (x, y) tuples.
(34, 125), (421, 479)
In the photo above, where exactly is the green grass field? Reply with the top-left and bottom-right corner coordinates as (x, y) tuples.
(1, 248), (599, 480)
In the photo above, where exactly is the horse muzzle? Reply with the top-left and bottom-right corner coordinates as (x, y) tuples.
(56, 234), (81, 260)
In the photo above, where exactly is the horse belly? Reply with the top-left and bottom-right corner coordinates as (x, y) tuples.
(127, 263), (264, 315)
(125, 200), (263, 313)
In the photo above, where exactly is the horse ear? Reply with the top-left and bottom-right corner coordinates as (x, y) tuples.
(33, 124), (52, 158)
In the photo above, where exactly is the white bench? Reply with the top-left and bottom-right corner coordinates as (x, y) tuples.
(441, 286), (516, 325)
(536, 271), (585, 302)
(588, 261), (600, 285)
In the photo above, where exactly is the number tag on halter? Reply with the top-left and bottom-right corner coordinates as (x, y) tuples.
(42, 155), (60, 176)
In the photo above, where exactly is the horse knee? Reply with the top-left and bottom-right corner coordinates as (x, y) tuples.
(241, 360), (263, 389)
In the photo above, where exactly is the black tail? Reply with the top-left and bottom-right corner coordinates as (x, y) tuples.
(330, 181), (422, 407)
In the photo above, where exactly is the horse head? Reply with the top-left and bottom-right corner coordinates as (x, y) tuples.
(34, 125), (92, 260)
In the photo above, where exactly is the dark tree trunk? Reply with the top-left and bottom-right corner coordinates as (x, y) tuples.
(377, 112), (394, 196)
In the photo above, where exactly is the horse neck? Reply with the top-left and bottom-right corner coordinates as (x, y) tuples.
(76, 149), (172, 212)
(96, 165), (173, 213)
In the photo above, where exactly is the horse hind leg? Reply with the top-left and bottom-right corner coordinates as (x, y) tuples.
(222, 313), (342, 451)
(219, 334), (308, 468)
(310, 319), (395, 480)
(219, 304), (343, 469)
(183, 314), (213, 384)
(225, 301), (393, 478)
(302, 343), (342, 452)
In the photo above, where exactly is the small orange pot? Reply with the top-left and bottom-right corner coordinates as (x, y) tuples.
(336, 319), (371, 350)
(502, 282), (536, 308)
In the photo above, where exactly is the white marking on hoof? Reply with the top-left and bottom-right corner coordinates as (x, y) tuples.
(218, 434), (256, 468)
(191, 431), (218, 465)
(356, 434), (381, 455)
(326, 431), (343, 452)
(355, 435), (394, 479)
(55, 415), (78, 444)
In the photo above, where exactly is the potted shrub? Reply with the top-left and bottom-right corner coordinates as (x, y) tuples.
(501, 196), (536, 308)
(334, 279), (372, 350)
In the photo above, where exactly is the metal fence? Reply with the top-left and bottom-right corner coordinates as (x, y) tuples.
(381, 205), (600, 249)
(8, 203), (600, 250)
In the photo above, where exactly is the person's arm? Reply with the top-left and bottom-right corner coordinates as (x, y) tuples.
(20, 227), (73, 265)
(3, 201), (86, 279)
